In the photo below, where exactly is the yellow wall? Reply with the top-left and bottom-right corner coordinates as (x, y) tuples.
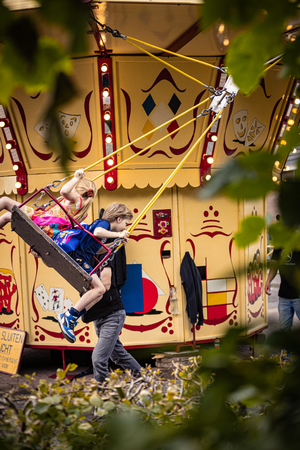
(0, 54), (291, 348)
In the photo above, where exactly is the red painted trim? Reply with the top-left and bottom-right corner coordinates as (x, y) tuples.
(200, 58), (225, 185)
(98, 57), (118, 190)
(25, 326), (267, 352)
(0, 105), (28, 195)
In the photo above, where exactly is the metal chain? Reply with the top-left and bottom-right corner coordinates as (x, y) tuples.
(90, 16), (126, 40)
(97, 238), (123, 270)
(204, 85), (224, 95)
(33, 179), (66, 209)
(196, 107), (212, 119)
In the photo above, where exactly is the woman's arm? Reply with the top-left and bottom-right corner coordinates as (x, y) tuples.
(60, 169), (85, 203)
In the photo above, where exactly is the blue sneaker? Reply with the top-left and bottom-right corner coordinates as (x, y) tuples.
(58, 311), (78, 343)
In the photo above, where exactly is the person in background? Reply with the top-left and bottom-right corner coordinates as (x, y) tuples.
(81, 243), (141, 384)
(265, 247), (300, 332)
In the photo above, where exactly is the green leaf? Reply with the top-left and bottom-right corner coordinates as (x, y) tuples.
(41, 395), (61, 405)
(202, 152), (278, 200)
(202, 0), (263, 28)
(34, 403), (50, 414)
(40, 0), (89, 54)
(278, 181), (300, 227)
(6, 16), (38, 67)
(89, 396), (103, 407)
(226, 31), (267, 94)
(104, 401), (116, 411)
(267, 222), (300, 251)
(0, 2), (13, 36)
(234, 216), (265, 248)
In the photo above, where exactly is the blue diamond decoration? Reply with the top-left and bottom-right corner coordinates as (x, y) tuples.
(168, 94), (181, 115)
(142, 94), (156, 116)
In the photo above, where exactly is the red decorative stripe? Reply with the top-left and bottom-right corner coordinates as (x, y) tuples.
(141, 69), (186, 93)
(123, 317), (168, 333)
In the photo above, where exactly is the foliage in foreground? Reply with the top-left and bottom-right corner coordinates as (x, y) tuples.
(1, 328), (300, 449)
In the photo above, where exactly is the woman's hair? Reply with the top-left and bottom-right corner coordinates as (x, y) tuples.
(102, 203), (133, 223)
(74, 178), (97, 222)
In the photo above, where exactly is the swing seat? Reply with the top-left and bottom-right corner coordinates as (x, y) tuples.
(11, 206), (92, 294)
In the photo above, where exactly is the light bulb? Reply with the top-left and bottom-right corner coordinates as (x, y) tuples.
(107, 158), (114, 166)
(101, 63), (108, 73)
(207, 156), (214, 164)
(107, 176), (114, 184)
(205, 174), (211, 181)
(104, 111), (111, 121)
(288, 119), (294, 126)
(0, 120), (6, 127)
(218, 24), (225, 34)
(211, 135), (218, 142)
(294, 98), (300, 105)
(102, 88), (110, 98)
(105, 135), (112, 144)
(6, 143), (12, 150)
(272, 176), (278, 182)
(12, 164), (19, 171)
(15, 181), (22, 189)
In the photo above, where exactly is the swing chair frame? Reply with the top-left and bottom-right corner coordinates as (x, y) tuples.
(11, 186), (113, 293)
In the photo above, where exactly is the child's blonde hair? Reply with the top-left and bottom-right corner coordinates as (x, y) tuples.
(102, 203), (133, 223)
(74, 178), (97, 222)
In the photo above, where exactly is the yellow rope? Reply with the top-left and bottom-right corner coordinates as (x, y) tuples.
(127, 110), (222, 236)
(125, 39), (207, 87)
(263, 57), (282, 73)
(126, 35), (220, 71)
(79, 96), (210, 178)
(92, 111), (203, 181)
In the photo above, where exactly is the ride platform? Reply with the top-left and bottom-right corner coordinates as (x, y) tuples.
(11, 206), (92, 294)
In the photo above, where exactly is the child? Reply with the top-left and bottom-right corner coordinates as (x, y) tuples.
(0, 169), (97, 238)
(56, 202), (133, 343)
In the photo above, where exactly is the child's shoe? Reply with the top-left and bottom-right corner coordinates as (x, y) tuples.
(58, 311), (78, 343)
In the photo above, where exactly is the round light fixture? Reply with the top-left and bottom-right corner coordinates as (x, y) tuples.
(101, 63), (108, 73)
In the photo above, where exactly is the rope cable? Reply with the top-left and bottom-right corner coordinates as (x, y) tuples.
(83, 96), (211, 174)
(127, 110), (222, 236)
(125, 39), (207, 88)
(263, 56), (283, 73)
(125, 35), (224, 72)
(92, 109), (207, 182)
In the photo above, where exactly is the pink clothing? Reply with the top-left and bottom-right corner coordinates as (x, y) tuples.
(23, 198), (83, 238)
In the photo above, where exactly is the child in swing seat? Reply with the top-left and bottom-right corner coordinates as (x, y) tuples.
(55, 202), (132, 343)
(0, 169), (97, 238)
